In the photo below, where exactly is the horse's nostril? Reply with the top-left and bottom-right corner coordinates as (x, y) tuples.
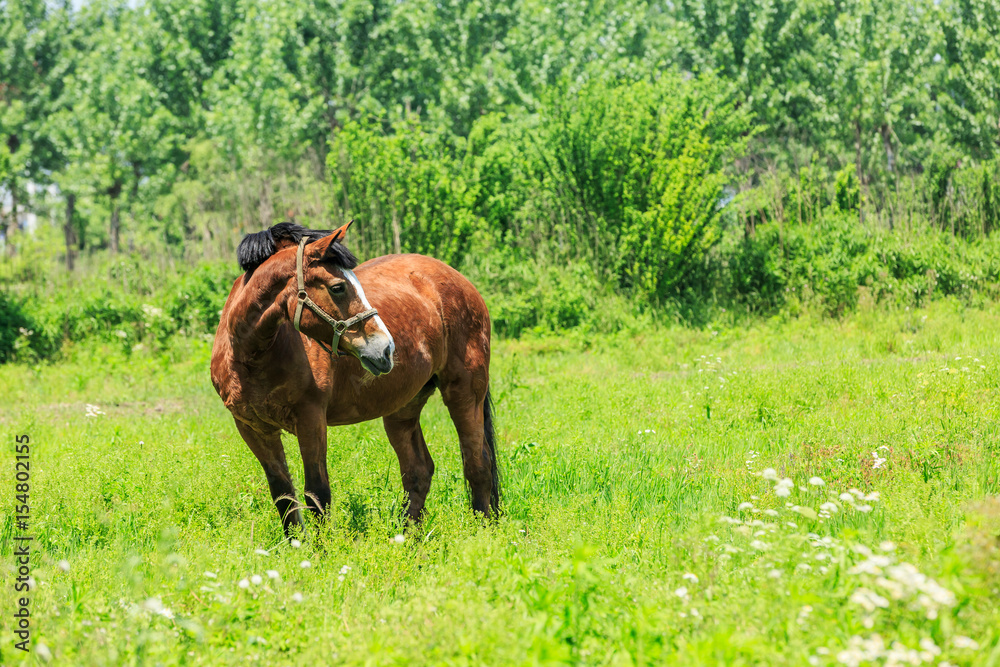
(382, 347), (392, 362)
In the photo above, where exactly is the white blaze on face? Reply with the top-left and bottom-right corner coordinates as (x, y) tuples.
(342, 269), (395, 355)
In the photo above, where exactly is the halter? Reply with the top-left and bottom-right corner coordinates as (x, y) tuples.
(292, 237), (378, 356)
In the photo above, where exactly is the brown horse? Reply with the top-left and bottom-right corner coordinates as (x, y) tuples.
(210, 221), (499, 535)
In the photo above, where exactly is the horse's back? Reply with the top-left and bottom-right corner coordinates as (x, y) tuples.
(358, 253), (490, 333)
(356, 253), (491, 378)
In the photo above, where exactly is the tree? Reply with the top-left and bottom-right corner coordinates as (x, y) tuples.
(46, 0), (182, 254)
(0, 0), (50, 255)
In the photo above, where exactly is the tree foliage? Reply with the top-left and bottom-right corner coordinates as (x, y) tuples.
(2, 0), (999, 304)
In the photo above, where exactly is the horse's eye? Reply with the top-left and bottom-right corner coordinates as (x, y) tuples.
(329, 283), (346, 295)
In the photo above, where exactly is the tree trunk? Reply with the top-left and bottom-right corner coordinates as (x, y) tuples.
(64, 193), (77, 271)
(110, 199), (121, 253)
(391, 211), (402, 255)
(881, 124), (895, 173)
(108, 179), (123, 253)
(128, 163), (140, 253)
(6, 182), (18, 257)
(855, 117), (864, 226)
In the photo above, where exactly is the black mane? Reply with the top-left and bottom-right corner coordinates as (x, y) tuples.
(237, 222), (358, 276)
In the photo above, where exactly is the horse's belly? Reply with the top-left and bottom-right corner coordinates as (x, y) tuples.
(326, 378), (428, 425)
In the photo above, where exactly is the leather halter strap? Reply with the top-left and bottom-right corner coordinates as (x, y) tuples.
(292, 237), (378, 356)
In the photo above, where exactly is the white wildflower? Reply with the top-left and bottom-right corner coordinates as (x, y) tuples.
(238, 578), (250, 589)
(250, 574), (262, 585)
(682, 573), (698, 584)
(919, 637), (941, 656)
(849, 556), (891, 575)
(850, 588), (890, 612)
(808, 477), (825, 486)
(142, 597), (175, 619)
(299, 560), (311, 569)
(57, 560), (70, 572)
(674, 586), (689, 599)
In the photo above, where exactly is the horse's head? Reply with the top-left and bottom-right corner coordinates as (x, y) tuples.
(293, 222), (395, 376)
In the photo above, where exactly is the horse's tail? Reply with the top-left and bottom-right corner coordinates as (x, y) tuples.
(484, 386), (501, 515)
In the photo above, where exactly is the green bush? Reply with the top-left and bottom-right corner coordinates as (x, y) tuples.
(709, 212), (1000, 316)
(0, 290), (33, 363)
(167, 262), (237, 336)
(0, 259), (238, 363)
(327, 116), (482, 265)
(327, 72), (749, 305)
(539, 74), (751, 301)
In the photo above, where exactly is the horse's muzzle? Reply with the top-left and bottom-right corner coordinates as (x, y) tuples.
(360, 345), (394, 376)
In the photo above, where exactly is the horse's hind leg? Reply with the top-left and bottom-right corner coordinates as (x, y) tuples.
(234, 419), (303, 535)
(440, 369), (499, 517)
(384, 385), (436, 521)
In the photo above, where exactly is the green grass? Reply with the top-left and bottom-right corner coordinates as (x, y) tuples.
(2, 297), (1000, 665)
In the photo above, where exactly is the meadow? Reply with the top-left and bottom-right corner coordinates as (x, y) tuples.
(2, 297), (1000, 665)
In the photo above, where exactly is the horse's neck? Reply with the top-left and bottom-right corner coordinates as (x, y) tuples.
(227, 267), (292, 360)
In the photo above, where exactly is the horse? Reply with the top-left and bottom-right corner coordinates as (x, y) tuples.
(210, 221), (500, 535)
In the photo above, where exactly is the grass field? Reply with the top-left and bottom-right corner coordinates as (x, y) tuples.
(2, 298), (1000, 665)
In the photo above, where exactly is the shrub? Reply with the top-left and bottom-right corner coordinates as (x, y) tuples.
(0, 291), (33, 363)
(167, 262), (237, 336)
(538, 74), (751, 302)
(709, 212), (1000, 316)
(327, 72), (750, 306)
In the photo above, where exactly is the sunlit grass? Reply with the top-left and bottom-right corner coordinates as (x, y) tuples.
(1, 297), (999, 665)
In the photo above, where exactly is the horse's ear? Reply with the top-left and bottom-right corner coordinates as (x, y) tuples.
(305, 220), (355, 261)
(315, 220), (353, 261)
(329, 219), (353, 244)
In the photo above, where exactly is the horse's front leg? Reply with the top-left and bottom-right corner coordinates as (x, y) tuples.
(234, 419), (303, 536)
(296, 407), (332, 519)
